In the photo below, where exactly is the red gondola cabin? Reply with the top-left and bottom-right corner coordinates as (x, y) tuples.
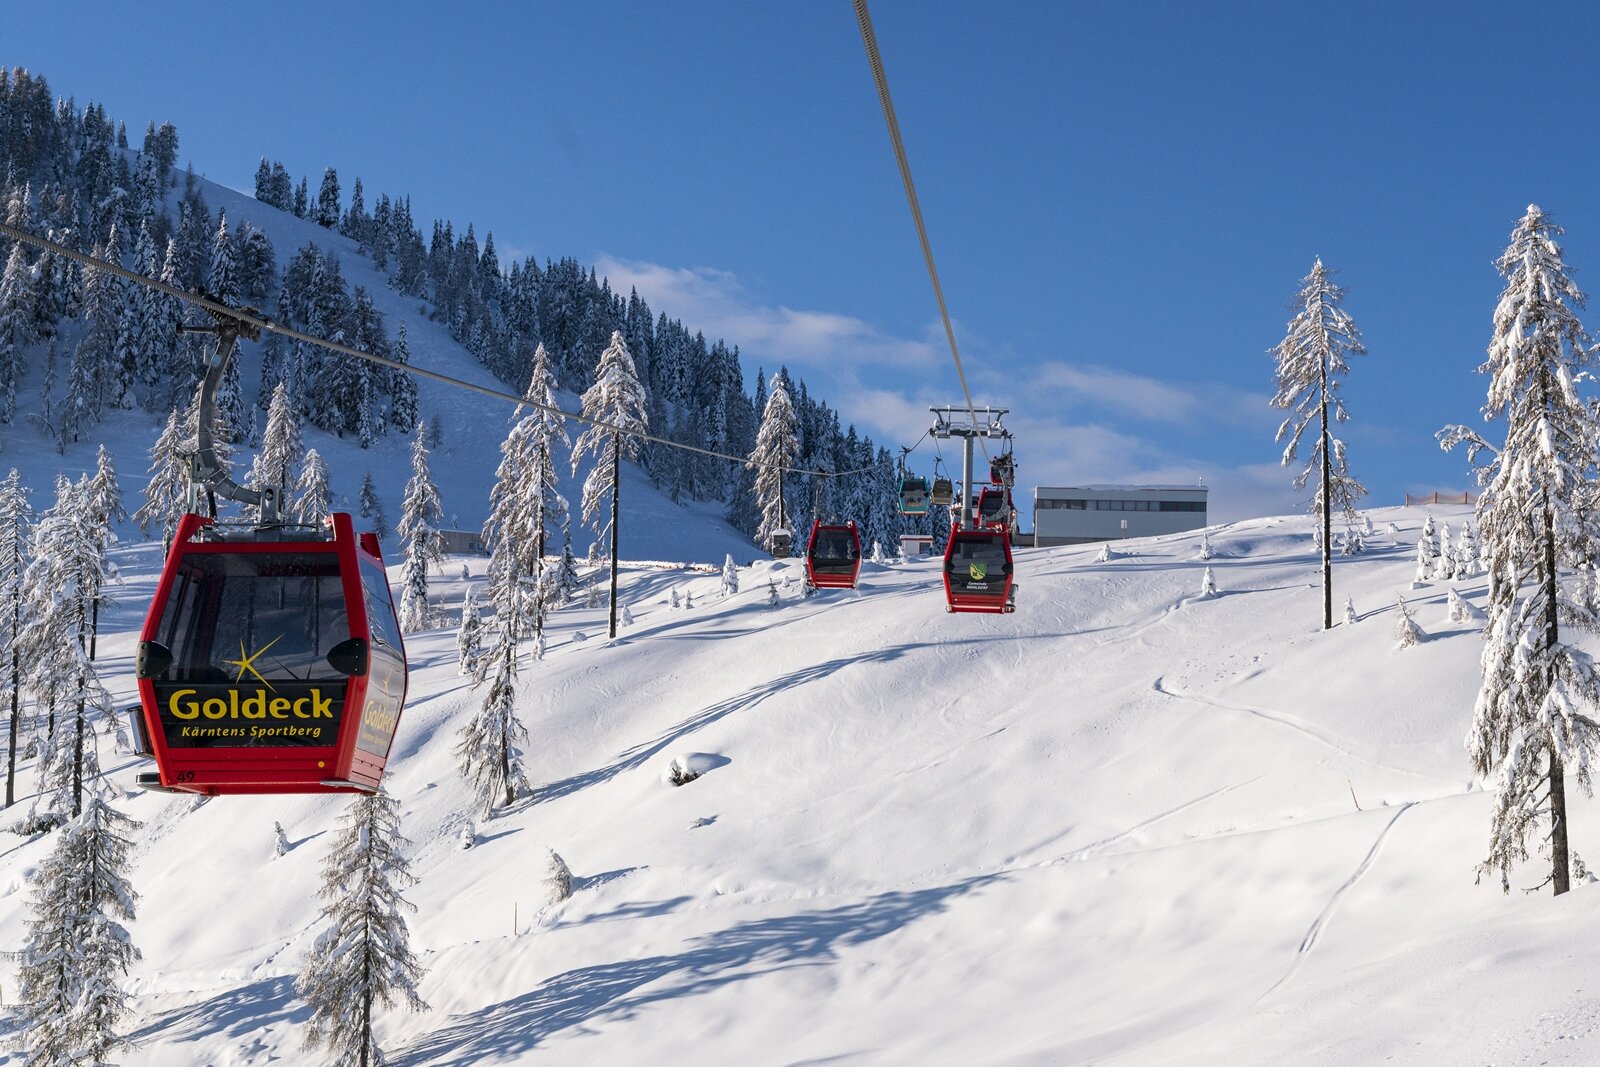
(943, 527), (1015, 613)
(975, 486), (1011, 531)
(130, 512), (408, 795)
(805, 519), (863, 590)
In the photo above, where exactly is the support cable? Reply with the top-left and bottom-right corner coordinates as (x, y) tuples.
(852, 0), (993, 467)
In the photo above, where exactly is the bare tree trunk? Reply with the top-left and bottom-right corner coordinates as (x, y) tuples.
(5, 644), (17, 807)
(1319, 355), (1332, 630)
(1545, 497), (1571, 895)
(608, 437), (621, 640)
(500, 640), (515, 810)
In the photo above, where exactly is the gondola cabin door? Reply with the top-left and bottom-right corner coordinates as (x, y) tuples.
(131, 513), (408, 795)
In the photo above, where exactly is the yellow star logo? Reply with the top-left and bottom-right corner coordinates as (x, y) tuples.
(224, 635), (283, 689)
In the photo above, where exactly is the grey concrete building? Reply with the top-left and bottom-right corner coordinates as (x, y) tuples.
(1033, 485), (1208, 546)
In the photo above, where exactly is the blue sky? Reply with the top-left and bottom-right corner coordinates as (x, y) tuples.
(14, 1), (1600, 521)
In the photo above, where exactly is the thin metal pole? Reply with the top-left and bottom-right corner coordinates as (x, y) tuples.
(961, 435), (975, 531)
(608, 438), (621, 640)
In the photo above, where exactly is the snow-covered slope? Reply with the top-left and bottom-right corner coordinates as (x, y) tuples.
(5, 502), (1598, 1065)
(0, 170), (759, 565)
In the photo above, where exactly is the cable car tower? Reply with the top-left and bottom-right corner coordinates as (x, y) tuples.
(929, 406), (1011, 531)
(931, 406), (1016, 613)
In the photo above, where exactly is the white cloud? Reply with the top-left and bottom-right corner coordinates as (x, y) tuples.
(595, 253), (1303, 521)
(594, 256), (938, 372)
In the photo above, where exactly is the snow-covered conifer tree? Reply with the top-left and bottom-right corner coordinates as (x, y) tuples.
(1343, 596), (1357, 626)
(457, 590), (484, 677)
(247, 382), (304, 521)
(1433, 521), (1456, 579)
(1095, 542), (1112, 564)
(0, 468), (33, 807)
(1394, 594), (1423, 649)
(1456, 521), (1480, 578)
(747, 371), (799, 555)
(135, 408), (189, 545)
(571, 332), (648, 548)
(0, 239), (37, 423)
(292, 448), (333, 527)
(358, 471), (388, 541)
(1443, 205), (1600, 895)
(274, 821), (290, 857)
(571, 332), (648, 638)
(20, 476), (116, 821)
(1448, 587), (1486, 625)
(767, 578), (780, 607)
(296, 789), (428, 1066)
(1199, 566), (1217, 598)
(1197, 531), (1212, 561)
(454, 615), (531, 814)
(397, 425), (445, 632)
(1272, 259), (1368, 629)
(89, 445), (127, 530)
(721, 554), (739, 597)
(484, 345), (568, 648)
(1413, 537), (1431, 586)
(15, 791), (141, 1064)
(545, 849), (573, 905)
(555, 524), (582, 606)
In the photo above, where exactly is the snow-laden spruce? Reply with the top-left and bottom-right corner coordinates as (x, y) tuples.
(484, 343), (568, 651)
(296, 789), (428, 1067)
(397, 423), (445, 633)
(1448, 587), (1486, 625)
(455, 601), (533, 814)
(571, 331), (648, 637)
(1271, 259), (1368, 629)
(1199, 566), (1218, 598)
(747, 371), (799, 555)
(1394, 594), (1423, 649)
(358, 471), (388, 542)
(293, 447), (333, 526)
(14, 790), (141, 1066)
(1441, 204), (1600, 896)
(246, 381), (304, 521)
(19, 474), (117, 824)
(572, 330), (648, 552)
(1343, 596), (1357, 626)
(0, 467), (33, 807)
(457, 589), (485, 677)
(721, 553), (739, 597)
(135, 407), (188, 544)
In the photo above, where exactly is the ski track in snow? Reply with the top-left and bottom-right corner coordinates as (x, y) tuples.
(1254, 800), (1415, 1004)
(1031, 775), (1268, 867)
(1151, 676), (1454, 785)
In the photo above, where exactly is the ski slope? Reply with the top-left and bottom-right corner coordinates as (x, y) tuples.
(4, 502), (1599, 1065)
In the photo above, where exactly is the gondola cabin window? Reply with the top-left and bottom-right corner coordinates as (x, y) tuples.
(154, 552), (349, 684)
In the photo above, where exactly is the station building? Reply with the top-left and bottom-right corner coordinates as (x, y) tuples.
(1033, 485), (1209, 546)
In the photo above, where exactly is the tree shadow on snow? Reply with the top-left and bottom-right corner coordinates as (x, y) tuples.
(127, 974), (308, 1052)
(393, 874), (1000, 1065)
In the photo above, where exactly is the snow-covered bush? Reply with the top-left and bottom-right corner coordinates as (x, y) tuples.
(1447, 587), (1486, 625)
(1394, 595), (1423, 649)
(545, 849), (573, 905)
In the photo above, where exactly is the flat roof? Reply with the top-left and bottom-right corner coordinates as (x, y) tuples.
(1035, 485), (1208, 494)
